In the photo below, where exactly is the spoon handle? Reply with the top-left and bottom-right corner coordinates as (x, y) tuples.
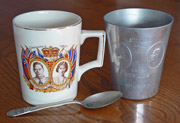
(7, 100), (81, 117)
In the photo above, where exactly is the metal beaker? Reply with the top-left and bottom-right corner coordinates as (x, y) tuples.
(104, 8), (174, 100)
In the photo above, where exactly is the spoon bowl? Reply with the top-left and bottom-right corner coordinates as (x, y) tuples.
(81, 91), (122, 109)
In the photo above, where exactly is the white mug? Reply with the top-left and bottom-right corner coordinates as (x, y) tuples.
(13, 10), (106, 105)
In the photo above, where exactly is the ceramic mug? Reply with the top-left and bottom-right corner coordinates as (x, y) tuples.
(13, 10), (106, 105)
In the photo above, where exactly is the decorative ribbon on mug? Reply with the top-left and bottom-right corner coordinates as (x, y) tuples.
(21, 44), (77, 93)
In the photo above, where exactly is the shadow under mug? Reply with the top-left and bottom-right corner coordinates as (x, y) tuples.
(13, 10), (106, 105)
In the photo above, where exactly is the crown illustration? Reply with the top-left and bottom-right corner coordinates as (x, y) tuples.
(42, 46), (59, 57)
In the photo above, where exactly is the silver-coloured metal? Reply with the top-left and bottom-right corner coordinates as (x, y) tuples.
(7, 91), (122, 117)
(104, 8), (174, 100)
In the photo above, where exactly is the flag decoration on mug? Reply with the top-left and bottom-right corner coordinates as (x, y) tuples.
(21, 45), (77, 93)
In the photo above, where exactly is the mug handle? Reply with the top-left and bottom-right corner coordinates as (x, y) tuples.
(77, 30), (106, 81)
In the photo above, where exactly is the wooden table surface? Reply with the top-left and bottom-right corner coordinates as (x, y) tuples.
(1, 0), (180, 122)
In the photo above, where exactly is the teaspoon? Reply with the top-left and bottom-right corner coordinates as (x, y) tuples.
(7, 91), (122, 117)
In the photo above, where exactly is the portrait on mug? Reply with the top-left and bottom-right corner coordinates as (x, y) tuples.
(31, 61), (49, 85)
(52, 59), (71, 87)
(29, 59), (50, 89)
(21, 45), (77, 92)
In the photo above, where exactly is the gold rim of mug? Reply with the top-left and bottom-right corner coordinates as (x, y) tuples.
(13, 10), (82, 31)
(13, 21), (82, 31)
